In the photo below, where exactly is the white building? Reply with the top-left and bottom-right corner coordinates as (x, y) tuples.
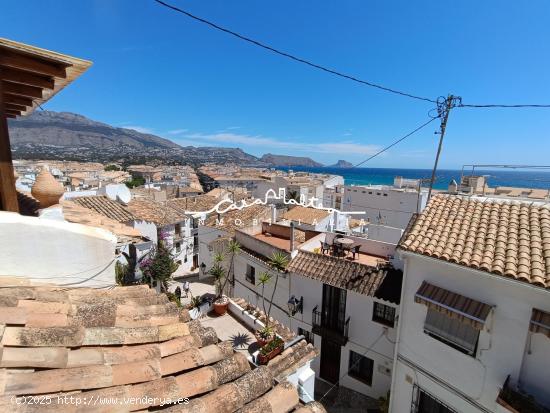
(390, 195), (550, 413)
(232, 221), (403, 401)
(128, 198), (195, 275)
(339, 177), (428, 230)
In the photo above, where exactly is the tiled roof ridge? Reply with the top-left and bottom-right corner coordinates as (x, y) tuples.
(399, 194), (550, 289)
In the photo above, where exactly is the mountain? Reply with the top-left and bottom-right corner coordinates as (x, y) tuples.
(8, 111), (263, 165)
(260, 153), (323, 167)
(328, 160), (353, 168)
(9, 111), (180, 149)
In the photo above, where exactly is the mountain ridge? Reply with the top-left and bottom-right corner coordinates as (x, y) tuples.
(8, 111), (325, 167)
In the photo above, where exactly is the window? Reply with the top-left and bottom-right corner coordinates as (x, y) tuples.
(245, 264), (256, 284)
(383, 193), (388, 197)
(298, 327), (314, 345)
(175, 242), (181, 253)
(372, 302), (396, 327)
(175, 223), (181, 236)
(424, 309), (479, 356)
(368, 191), (373, 195)
(348, 351), (374, 386)
(414, 387), (458, 413)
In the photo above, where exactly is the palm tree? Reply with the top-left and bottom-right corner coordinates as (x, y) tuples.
(209, 262), (226, 297)
(267, 251), (289, 325)
(209, 241), (241, 299)
(256, 251), (289, 339)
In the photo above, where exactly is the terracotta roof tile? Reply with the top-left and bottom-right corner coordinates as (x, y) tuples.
(281, 206), (330, 225)
(0, 284), (310, 411)
(399, 195), (550, 289)
(287, 250), (389, 296)
(72, 195), (135, 222)
(128, 199), (188, 226)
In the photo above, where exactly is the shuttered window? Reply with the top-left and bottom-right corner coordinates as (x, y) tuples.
(424, 309), (479, 356)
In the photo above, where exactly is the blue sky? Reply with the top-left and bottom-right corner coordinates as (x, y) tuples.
(2, 0), (550, 168)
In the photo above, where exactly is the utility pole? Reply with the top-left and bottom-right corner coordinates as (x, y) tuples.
(427, 95), (462, 201)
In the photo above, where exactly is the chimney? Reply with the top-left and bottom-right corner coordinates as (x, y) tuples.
(289, 221), (295, 252)
(270, 204), (277, 223)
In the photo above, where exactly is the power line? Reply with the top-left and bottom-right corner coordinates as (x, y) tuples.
(352, 116), (439, 169)
(459, 103), (550, 108)
(153, 0), (437, 104)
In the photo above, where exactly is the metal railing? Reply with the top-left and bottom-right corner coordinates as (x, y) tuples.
(311, 305), (350, 346)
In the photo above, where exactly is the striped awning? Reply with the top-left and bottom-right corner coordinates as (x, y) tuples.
(414, 281), (492, 330)
(530, 309), (550, 338)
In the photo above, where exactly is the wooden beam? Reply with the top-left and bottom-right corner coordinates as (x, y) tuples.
(2, 81), (42, 99)
(0, 73), (19, 212)
(3, 94), (33, 107)
(4, 103), (27, 112)
(1, 67), (54, 89)
(5, 109), (21, 116)
(0, 48), (67, 78)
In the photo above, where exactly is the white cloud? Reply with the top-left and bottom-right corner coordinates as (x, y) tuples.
(167, 128), (189, 135)
(180, 132), (380, 156)
(124, 126), (154, 134)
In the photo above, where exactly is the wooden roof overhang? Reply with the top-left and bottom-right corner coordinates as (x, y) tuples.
(0, 38), (92, 212)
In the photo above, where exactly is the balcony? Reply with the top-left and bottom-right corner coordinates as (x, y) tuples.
(497, 375), (550, 413)
(311, 305), (350, 346)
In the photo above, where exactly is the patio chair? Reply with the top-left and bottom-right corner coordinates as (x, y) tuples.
(321, 241), (331, 255)
(332, 243), (344, 258)
(351, 245), (361, 260)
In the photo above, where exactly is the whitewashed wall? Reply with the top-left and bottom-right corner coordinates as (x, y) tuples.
(390, 252), (550, 412)
(0, 212), (117, 288)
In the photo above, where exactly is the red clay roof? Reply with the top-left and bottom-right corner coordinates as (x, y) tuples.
(399, 195), (550, 289)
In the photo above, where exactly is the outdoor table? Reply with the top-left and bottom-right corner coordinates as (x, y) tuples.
(334, 238), (354, 246)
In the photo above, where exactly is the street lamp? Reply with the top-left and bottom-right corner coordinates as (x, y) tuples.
(287, 295), (303, 316)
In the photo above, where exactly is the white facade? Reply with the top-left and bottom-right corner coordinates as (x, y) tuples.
(232, 228), (402, 401)
(132, 218), (195, 276)
(341, 184), (428, 229)
(390, 251), (550, 412)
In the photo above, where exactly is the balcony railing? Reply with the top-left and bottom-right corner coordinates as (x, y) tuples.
(311, 305), (350, 346)
(497, 375), (550, 413)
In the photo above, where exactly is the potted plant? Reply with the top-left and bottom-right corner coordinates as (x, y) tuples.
(254, 252), (289, 345)
(257, 336), (284, 365)
(209, 241), (241, 315)
(255, 325), (275, 347)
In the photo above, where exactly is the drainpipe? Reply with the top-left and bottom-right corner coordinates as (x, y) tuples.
(270, 204), (277, 224)
(290, 222), (295, 251)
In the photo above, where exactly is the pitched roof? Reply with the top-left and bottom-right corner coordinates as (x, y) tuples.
(281, 206), (330, 225)
(168, 195), (221, 215)
(204, 204), (271, 235)
(287, 250), (389, 297)
(72, 195), (135, 222)
(0, 283), (324, 412)
(62, 200), (143, 244)
(128, 199), (187, 226)
(399, 194), (550, 289)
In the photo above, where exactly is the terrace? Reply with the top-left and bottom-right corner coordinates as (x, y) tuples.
(300, 231), (395, 268)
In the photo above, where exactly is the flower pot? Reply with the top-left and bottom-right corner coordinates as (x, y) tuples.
(254, 332), (274, 347)
(258, 343), (284, 365)
(213, 301), (228, 315)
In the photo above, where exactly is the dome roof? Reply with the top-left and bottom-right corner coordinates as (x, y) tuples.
(31, 166), (64, 208)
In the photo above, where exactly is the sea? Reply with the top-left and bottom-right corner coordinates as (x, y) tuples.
(275, 167), (550, 191)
